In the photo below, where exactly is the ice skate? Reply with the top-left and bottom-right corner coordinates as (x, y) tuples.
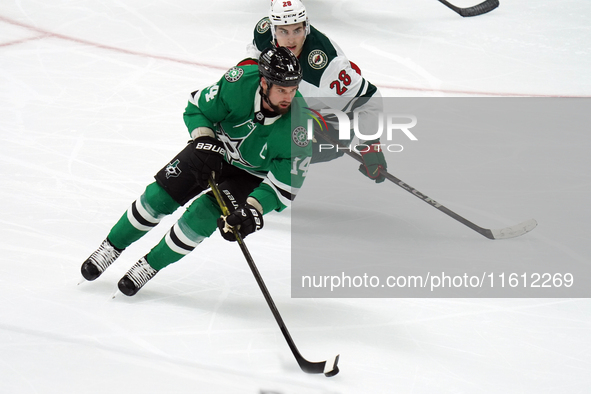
(117, 257), (158, 296)
(80, 238), (123, 281)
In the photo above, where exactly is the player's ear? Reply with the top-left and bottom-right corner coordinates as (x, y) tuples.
(260, 77), (268, 91)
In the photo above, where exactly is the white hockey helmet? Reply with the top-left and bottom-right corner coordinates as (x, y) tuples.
(269, 0), (310, 39)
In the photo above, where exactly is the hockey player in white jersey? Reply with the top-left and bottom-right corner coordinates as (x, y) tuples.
(238, 0), (388, 183)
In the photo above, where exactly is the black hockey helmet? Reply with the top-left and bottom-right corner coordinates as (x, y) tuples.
(258, 46), (302, 87)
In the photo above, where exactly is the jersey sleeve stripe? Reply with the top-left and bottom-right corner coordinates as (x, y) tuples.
(355, 79), (368, 98)
(263, 178), (293, 207)
(346, 81), (379, 113)
(359, 81), (378, 98)
(264, 171), (300, 207)
(188, 90), (200, 106)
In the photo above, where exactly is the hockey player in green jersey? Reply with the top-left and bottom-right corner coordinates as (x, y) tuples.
(80, 46), (312, 296)
(238, 0), (388, 183)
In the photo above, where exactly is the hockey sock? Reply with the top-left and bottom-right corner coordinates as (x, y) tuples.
(107, 182), (180, 250)
(144, 194), (221, 270)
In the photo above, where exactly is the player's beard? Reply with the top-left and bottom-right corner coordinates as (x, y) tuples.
(268, 100), (291, 115)
(263, 93), (291, 115)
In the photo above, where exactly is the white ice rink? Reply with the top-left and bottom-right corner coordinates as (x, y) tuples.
(1, 1), (591, 393)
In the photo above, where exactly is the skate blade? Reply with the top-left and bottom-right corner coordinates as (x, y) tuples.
(111, 288), (123, 299)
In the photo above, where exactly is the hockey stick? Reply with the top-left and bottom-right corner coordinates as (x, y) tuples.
(314, 132), (537, 240)
(438, 0), (499, 17)
(208, 178), (340, 377)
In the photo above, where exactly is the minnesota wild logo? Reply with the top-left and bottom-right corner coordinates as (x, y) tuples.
(165, 159), (181, 179)
(308, 49), (328, 70)
(225, 67), (244, 83)
(256, 17), (271, 34)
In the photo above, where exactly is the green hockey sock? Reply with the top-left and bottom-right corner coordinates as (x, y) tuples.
(144, 194), (221, 270)
(107, 182), (180, 250)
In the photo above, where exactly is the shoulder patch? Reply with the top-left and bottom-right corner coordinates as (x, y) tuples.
(308, 49), (328, 70)
(256, 17), (271, 34)
(224, 67), (244, 83)
(292, 126), (309, 147)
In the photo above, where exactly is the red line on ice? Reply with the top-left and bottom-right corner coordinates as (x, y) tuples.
(0, 15), (226, 71)
(1, 15), (588, 98)
(0, 34), (49, 47)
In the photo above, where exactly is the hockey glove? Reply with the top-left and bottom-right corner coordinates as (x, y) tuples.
(190, 136), (225, 188)
(217, 202), (264, 242)
(357, 139), (387, 183)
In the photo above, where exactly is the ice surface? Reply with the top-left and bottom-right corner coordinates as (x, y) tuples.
(1, 1), (590, 393)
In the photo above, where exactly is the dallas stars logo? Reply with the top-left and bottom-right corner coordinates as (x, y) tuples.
(217, 128), (254, 168)
(224, 67), (244, 83)
(165, 159), (181, 179)
(292, 126), (309, 147)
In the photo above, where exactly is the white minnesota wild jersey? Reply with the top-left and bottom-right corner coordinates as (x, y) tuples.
(245, 18), (379, 113)
(184, 65), (313, 213)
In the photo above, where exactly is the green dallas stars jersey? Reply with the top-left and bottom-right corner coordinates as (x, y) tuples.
(183, 65), (312, 214)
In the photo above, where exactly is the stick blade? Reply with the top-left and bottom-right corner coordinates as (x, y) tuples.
(459, 0), (499, 17)
(323, 354), (340, 377)
(490, 218), (538, 239)
(298, 354), (340, 377)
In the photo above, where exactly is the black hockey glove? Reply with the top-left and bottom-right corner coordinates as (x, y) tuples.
(357, 139), (387, 183)
(217, 202), (264, 242)
(190, 136), (225, 188)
